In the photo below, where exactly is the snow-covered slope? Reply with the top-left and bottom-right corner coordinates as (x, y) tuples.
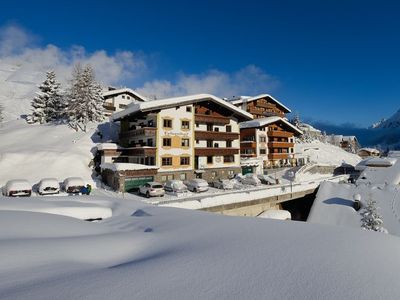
(0, 61), (45, 121)
(1, 195), (400, 299)
(374, 108), (400, 129)
(295, 140), (361, 166)
(0, 120), (98, 188)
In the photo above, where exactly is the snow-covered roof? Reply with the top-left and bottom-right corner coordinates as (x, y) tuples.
(358, 147), (380, 154)
(102, 88), (148, 101)
(112, 94), (253, 121)
(100, 163), (158, 172)
(229, 94), (291, 113)
(96, 143), (121, 151)
(298, 123), (321, 133)
(239, 116), (303, 135)
(342, 136), (357, 142)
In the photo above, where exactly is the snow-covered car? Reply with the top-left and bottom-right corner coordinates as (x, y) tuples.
(164, 180), (188, 194)
(212, 179), (234, 190)
(139, 182), (165, 198)
(241, 174), (262, 186)
(38, 178), (60, 195)
(185, 179), (209, 193)
(257, 174), (276, 185)
(63, 177), (85, 194)
(3, 179), (32, 197)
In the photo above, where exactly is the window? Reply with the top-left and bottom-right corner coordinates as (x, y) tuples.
(147, 139), (153, 147)
(181, 120), (190, 130)
(207, 140), (213, 147)
(259, 137), (266, 143)
(180, 157), (190, 165)
(163, 119), (172, 128)
(214, 143), (219, 148)
(226, 140), (232, 148)
(214, 127), (219, 132)
(228, 170), (234, 176)
(211, 171), (217, 177)
(162, 157), (172, 166)
(161, 175), (167, 182)
(186, 106), (192, 112)
(205, 110), (211, 115)
(224, 155), (234, 163)
(122, 95), (125, 99)
(207, 124), (213, 131)
(127, 96), (130, 100)
(226, 125), (232, 132)
(260, 149), (267, 155)
(163, 138), (171, 147)
(207, 156), (213, 164)
(181, 138), (190, 147)
(180, 173), (187, 180)
(195, 122), (199, 128)
(167, 174), (174, 180)
(119, 104), (127, 109)
(196, 139), (199, 144)
(290, 148), (294, 153)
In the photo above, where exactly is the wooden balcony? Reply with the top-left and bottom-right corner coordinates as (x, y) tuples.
(195, 147), (239, 156)
(263, 111), (284, 117)
(268, 153), (290, 160)
(240, 153), (257, 157)
(248, 106), (264, 115)
(267, 130), (293, 138)
(126, 147), (156, 156)
(195, 130), (239, 140)
(120, 127), (156, 139)
(103, 104), (116, 111)
(240, 141), (256, 148)
(195, 114), (230, 125)
(267, 142), (294, 148)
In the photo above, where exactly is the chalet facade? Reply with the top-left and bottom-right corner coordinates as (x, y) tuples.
(99, 94), (252, 191)
(102, 87), (148, 117)
(240, 117), (303, 168)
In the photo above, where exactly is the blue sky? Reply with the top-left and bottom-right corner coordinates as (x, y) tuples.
(1, 0), (400, 127)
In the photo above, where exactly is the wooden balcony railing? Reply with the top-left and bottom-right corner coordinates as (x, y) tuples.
(268, 153), (290, 160)
(267, 130), (293, 138)
(240, 141), (257, 148)
(195, 147), (239, 156)
(103, 105), (116, 111)
(119, 127), (156, 139)
(195, 130), (239, 140)
(194, 114), (230, 125)
(126, 147), (156, 156)
(267, 142), (294, 148)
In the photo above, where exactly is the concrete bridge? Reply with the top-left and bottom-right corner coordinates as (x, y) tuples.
(155, 175), (348, 217)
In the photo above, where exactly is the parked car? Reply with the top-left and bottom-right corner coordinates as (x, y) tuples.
(3, 179), (32, 197)
(164, 180), (188, 194)
(257, 174), (276, 185)
(241, 173), (262, 186)
(212, 179), (234, 190)
(63, 177), (85, 194)
(38, 178), (60, 195)
(185, 179), (209, 193)
(139, 182), (165, 198)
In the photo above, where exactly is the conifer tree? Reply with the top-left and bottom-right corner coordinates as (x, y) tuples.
(360, 198), (388, 233)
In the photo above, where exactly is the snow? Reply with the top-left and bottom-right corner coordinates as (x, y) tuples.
(100, 163), (158, 171)
(0, 120), (98, 189)
(295, 140), (361, 166)
(102, 87), (148, 101)
(258, 209), (291, 220)
(0, 193), (400, 299)
(112, 93), (253, 121)
(358, 147), (380, 154)
(4, 179), (32, 193)
(228, 93), (292, 113)
(357, 157), (400, 185)
(239, 116), (303, 134)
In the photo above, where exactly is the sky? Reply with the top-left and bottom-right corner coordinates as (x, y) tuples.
(1, 0), (400, 127)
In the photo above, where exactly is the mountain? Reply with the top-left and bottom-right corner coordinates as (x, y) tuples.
(374, 109), (400, 129)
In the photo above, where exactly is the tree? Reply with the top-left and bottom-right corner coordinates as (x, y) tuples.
(30, 70), (64, 124)
(360, 198), (388, 233)
(67, 64), (104, 131)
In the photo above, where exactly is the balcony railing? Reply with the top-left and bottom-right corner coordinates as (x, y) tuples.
(103, 105), (116, 111)
(268, 153), (290, 160)
(240, 141), (256, 148)
(267, 142), (294, 148)
(120, 127), (156, 139)
(195, 130), (239, 140)
(267, 130), (293, 138)
(195, 147), (239, 156)
(126, 147), (156, 156)
(195, 114), (230, 125)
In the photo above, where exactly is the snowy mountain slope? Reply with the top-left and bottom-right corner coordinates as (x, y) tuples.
(0, 195), (400, 299)
(0, 61), (45, 121)
(374, 108), (400, 129)
(0, 120), (99, 188)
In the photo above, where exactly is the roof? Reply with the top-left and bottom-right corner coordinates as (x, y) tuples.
(102, 88), (148, 102)
(229, 94), (291, 113)
(100, 163), (158, 172)
(112, 93), (253, 121)
(239, 116), (303, 135)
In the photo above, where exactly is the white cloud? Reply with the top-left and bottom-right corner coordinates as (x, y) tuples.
(0, 24), (279, 99)
(137, 65), (279, 99)
(0, 24), (145, 86)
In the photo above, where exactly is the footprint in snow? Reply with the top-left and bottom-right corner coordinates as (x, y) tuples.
(144, 228), (153, 233)
(131, 209), (152, 217)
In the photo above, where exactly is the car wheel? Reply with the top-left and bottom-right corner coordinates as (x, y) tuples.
(146, 192), (150, 198)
